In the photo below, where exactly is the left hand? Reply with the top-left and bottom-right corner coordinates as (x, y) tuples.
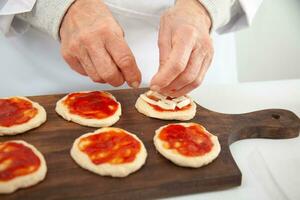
(150, 0), (213, 97)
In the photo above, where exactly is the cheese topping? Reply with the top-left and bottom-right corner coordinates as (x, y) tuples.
(140, 91), (191, 110)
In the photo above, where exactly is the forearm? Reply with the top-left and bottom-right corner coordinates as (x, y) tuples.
(16, 0), (76, 40)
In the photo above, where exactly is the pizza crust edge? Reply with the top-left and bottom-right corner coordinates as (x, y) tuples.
(135, 96), (196, 121)
(153, 123), (221, 168)
(0, 96), (47, 136)
(0, 140), (47, 194)
(55, 91), (122, 127)
(70, 127), (147, 178)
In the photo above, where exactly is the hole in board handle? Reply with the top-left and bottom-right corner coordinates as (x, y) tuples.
(272, 114), (280, 120)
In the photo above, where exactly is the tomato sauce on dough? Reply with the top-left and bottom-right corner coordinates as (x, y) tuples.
(159, 124), (213, 157)
(0, 98), (38, 127)
(63, 91), (119, 119)
(0, 142), (41, 181)
(78, 130), (141, 165)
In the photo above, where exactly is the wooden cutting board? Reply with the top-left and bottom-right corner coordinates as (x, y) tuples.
(1, 88), (299, 200)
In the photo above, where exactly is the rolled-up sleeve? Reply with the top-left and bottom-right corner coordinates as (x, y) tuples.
(199, 0), (263, 34)
(0, 0), (36, 35)
(17, 0), (76, 40)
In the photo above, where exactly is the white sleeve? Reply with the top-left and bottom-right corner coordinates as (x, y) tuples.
(17, 0), (76, 40)
(199, 0), (263, 34)
(0, 0), (36, 36)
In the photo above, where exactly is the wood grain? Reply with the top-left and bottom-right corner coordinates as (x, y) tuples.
(1, 88), (299, 200)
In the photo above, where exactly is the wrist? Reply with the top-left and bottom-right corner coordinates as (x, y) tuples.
(59, 0), (80, 40)
(176, 0), (212, 31)
(59, 0), (106, 39)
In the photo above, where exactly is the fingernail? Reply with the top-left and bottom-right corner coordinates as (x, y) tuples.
(131, 81), (140, 89)
(150, 85), (160, 92)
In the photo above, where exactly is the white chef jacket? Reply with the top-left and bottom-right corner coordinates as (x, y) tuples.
(0, 0), (262, 97)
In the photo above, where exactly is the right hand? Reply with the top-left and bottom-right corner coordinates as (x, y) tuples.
(60, 0), (141, 88)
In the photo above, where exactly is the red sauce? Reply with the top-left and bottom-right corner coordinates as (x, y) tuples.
(159, 124), (213, 157)
(0, 142), (41, 181)
(146, 95), (191, 112)
(148, 103), (191, 112)
(78, 130), (141, 165)
(0, 98), (38, 127)
(63, 91), (119, 119)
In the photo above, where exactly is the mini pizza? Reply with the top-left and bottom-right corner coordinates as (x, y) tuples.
(71, 127), (147, 177)
(154, 123), (220, 168)
(0, 97), (47, 136)
(135, 90), (196, 121)
(56, 91), (121, 127)
(0, 140), (47, 194)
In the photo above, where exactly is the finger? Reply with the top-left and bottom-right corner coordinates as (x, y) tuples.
(158, 16), (172, 68)
(78, 47), (105, 83)
(105, 35), (141, 88)
(169, 55), (212, 97)
(88, 43), (125, 87)
(62, 53), (87, 76)
(150, 32), (195, 91)
(159, 48), (204, 95)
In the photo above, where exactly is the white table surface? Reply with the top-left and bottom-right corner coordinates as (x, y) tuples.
(169, 79), (300, 200)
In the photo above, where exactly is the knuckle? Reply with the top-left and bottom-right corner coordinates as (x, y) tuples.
(117, 55), (134, 69)
(112, 79), (124, 87)
(98, 27), (111, 37)
(102, 70), (115, 81)
(199, 37), (213, 52)
(178, 25), (198, 39)
(98, 24), (123, 38)
(181, 74), (196, 85)
(190, 73), (199, 83)
(79, 32), (91, 44)
(191, 79), (202, 88)
(173, 61), (185, 73)
(186, 26), (198, 37)
(160, 81), (170, 88)
(112, 27), (124, 37)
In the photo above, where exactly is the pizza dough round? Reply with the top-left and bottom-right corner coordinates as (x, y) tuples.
(0, 97), (47, 136)
(71, 127), (147, 177)
(0, 140), (47, 194)
(56, 91), (121, 127)
(135, 91), (196, 121)
(154, 123), (221, 168)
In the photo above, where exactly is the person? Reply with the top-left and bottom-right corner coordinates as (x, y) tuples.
(0, 0), (262, 97)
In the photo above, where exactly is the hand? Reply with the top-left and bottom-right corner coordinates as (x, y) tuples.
(150, 0), (213, 97)
(60, 0), (141, 88)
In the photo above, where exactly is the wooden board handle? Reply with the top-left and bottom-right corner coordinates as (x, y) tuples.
(228, 109), (300, 144)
